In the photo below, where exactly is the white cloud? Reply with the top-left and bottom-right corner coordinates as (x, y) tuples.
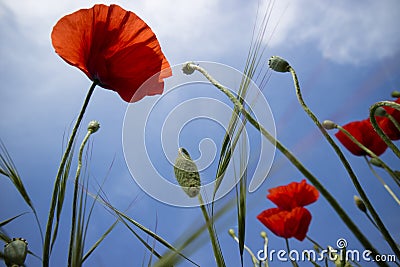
(268, 0), (400, 65)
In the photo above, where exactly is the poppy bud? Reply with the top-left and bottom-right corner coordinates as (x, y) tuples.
(173, 148), (201, 197)
(87, 120), (100, 133)
(4, 238), (28, 267)
(228, 229), (236, 237)
(268, 56), (290, 73)
(260, 231), (267, 238)
(391, 90), (400, 98)
(322, 120), (337, 130)
(182, 62), (196, 75)
(353, 195), (367, 213)
(373, 107), (387, 117)
(369, 158), (383, 168)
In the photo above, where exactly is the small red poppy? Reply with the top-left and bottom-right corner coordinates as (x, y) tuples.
(257, 207), (312, 241)
(267, 179), (319, 210)
(51, 4), (172, 102)
(257, 180), (318, 241)
(379, 98), (400, 140)
(335, 119), (387, 156)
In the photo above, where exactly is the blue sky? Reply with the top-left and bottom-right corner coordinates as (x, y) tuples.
(1, 0), (399, 266)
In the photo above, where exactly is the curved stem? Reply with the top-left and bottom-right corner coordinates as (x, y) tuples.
(369, 101), (400, 158)
(184, 62), (389, 266)
(336, 125), (400, 187)
(43, 81), (97, 267)
(287, 66), (400, 260)
(364, 156), (400, 205)
(68, 129), (93, 266)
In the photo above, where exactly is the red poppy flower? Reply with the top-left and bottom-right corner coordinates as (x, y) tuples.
(257, 207), (312, 241)
(51, 4), (172, 102)
(335, 119), (387, 156)
(267, 179), (319, 210)
(378, 98), (400, 140)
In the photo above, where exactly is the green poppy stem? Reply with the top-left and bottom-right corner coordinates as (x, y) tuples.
(183, 62), (390, 267)
(43, 81), (97, 267)
(287, 65), (400, 261)
(285, 238), (299, 267)
(68, 125), (97, 266)
(198, 193), (226, 267)
(369, 101), (400, 158)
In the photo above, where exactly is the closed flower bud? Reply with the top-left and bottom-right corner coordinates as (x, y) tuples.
(369, 157), (383, 168)
(353, 195), (367, 213)
(268, 56), (290, 73)
(4, 238), (28, 267)
(374, 107), (387, 117)
(391, 90), (400, 98)
(87, 120), (100, 133)
(182, 62), (196, 75)
(174, 148), (201, 197)
(322, 120), (337, 130)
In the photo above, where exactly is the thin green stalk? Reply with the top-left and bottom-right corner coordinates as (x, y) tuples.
(184, 62), (389, 266)
(285, 65), (400, 260)
(369, 101), (400, 158)
(364, 157), (400, 205)
(336, 124), (400, 188)
(68, 127), (95, 266)
(285, 238), (299, 267)
(198, 193), (226, 267)
(228, 229), (259, 267)
(43, 81), (97, 267)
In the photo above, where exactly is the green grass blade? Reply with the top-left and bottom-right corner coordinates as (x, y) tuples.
(155, 197), (235, 266)
(0, 212), (29, 227)
(0, 141), (44, 244)
(82, 219), (119, 262)
(97, 196), (199, 267)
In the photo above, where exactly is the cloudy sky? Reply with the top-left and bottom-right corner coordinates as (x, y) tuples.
(1, 0), (399, 266)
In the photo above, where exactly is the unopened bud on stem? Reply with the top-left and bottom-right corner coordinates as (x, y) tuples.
(353, 195), (367, 213)
(268, 56), (290, 73)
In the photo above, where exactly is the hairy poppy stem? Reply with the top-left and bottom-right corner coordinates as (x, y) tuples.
(68, 121), (99, 266)
(43, 81), (97, 267)
(285, 239), (299, 267)
(198, 193), (226, 267)
(336, 125), (400, 188)
(286, 65), (400, 261)
(369, 101), (400, 158)
(183, 62), (390, 267)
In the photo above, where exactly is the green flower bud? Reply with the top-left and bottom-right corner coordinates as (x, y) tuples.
(182, 62), (196, 75)
(369, 157), (383, 168)
(4, 238), (28, 267)
(87, 120), (100, 133)
(173, 148), (201, 197)
(391, 90), (400, 98)
(322, 120), (337, 130)
(268, 56), (290, 73)
(353, 195), (367, 213)
(373, 107), (387, 117)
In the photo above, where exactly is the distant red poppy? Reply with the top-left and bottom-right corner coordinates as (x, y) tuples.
(335, 119), (387, 156)
(257, 207), (312, 241)
(267, 179), (319, 210)
(257, 180), (318, 241)
(51, 4), (171, 102)
(379, 98), (400, 140)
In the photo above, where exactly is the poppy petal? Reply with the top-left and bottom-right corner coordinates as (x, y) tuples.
(257, 207), (312, 241)
(51, 4), (171, 102)
(267, 179), (319, 210)
(335, 119), (387, 156)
